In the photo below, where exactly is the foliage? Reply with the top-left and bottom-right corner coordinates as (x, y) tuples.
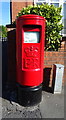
(0, 25), (7, 37)
(15, 3), (63, 51)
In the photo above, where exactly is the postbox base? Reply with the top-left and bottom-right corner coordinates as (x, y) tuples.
(17, 83), (42, 107)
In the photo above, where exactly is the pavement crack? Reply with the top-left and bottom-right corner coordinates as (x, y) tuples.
(38, 105), (42, 118)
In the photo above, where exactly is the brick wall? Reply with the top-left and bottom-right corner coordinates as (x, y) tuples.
(44, 41), (65, 68)
(11, 1), (33, 22)
(44, 40), (65, 85)
(44, 51), (64, 68)
(64, 40), (66, 85)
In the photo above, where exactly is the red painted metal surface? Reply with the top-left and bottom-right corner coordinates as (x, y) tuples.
(16, 15), (46, 86)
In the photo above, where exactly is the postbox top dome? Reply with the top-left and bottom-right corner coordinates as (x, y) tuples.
(17, 14), (46, 21)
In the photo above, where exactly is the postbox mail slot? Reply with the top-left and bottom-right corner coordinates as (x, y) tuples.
(23, 25), (41, 43)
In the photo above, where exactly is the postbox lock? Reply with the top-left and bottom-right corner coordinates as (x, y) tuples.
(59, 67), (61, 69)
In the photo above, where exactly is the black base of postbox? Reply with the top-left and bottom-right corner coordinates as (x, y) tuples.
(16, 83), (42, 107)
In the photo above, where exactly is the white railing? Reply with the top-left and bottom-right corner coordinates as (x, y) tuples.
(0, 37), (7, 42)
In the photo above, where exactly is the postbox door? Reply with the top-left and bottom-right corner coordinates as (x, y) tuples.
(22, 26), (41, 70)
(21, 25), (43, 86)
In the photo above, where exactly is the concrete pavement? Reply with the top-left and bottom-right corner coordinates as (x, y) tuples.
(1, 86), (64, 119)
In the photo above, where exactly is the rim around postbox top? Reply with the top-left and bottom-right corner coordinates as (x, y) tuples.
(17, 14), (46, 21)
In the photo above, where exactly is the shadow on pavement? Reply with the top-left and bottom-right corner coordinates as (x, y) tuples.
(42, 68), (55, 93)
(2, 31), (18, 104)
(2, 39), (8, 91)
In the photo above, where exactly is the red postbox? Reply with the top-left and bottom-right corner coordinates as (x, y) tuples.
(16, 15), (46, 106)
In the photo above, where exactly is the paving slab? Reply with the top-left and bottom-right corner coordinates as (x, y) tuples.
(39, 90), (64, 118)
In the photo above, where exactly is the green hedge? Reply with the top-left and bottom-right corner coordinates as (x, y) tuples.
(0, 25), (7, 37)
(15, 3), (63, 51)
